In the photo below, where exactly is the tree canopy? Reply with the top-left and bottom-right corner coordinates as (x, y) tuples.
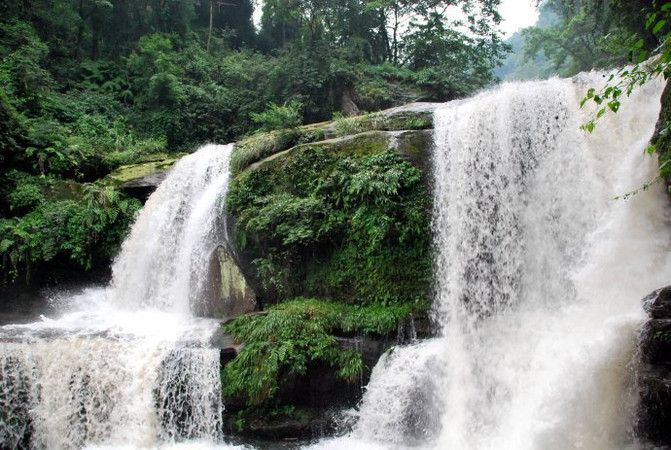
(0, 0), (510, 284)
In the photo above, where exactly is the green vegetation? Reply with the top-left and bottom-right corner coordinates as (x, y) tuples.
(1, 177), (140, 284)
(227, 143), (433, 306)
(222, 298), (422, 407)
(522, 0), (655, 77)
(224, 129), (433, 414)
(0, 0), (508, 284)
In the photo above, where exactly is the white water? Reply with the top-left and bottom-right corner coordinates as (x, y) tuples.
(111, 144), (233, 315)
(2, 78), (670, 450)
(313, 75), (671, 450)
(0, 144), (241, 449)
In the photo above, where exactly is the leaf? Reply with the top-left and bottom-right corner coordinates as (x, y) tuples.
(647, 13), (659, 30)
(0, 239), (15, 253)
(654, 20), (667, 35)
(607, 100), (620, 113)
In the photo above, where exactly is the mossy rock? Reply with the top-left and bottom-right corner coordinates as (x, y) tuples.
(230, 102), (440, 174)
(104, 155), (182, 185)
(43, 179), (85, 201)
(102, 153), (183, 199)
(247, 130), (391, 173)
(226, 130), (433, 306)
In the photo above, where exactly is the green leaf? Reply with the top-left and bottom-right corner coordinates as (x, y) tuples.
(607, 100), (620, 113)
(647, 13), (659, 30)
(654, 20), (667, 34)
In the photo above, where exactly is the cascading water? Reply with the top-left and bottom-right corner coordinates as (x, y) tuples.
(0, 144), (241, 449)
(2, 75), (671, 450)
(110, 143), (233, 315)
(313, 75), (671, 450)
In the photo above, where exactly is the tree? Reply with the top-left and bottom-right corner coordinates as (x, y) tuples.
(523, 0), (655, 76)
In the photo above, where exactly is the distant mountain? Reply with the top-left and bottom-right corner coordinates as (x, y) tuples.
(494, 7), (558, 81)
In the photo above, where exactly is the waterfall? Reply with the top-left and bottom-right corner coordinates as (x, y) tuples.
(430, 75), (669, 450)
(313, 75), (671, 450)
(0, 144), (237, 449)
(110, 143), (233, 315)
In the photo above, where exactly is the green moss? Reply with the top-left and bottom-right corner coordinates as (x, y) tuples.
(103, 155), (181, 185)
(230, 105), (436, 174)
(332, 110), (434, 137)
(385, 111), (434, 130)
(45, 179), (86, 201)
(230, 127), (328, 175)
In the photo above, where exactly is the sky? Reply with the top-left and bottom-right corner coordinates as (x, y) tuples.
(499, 0), (539, 36)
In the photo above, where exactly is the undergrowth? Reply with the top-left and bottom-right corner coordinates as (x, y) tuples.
(222, 298), (424, 407)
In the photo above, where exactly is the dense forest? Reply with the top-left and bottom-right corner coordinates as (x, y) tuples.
(0, 0), (667, 285)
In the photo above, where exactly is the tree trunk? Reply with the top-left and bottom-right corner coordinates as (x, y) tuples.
(207, 0), (214, 52)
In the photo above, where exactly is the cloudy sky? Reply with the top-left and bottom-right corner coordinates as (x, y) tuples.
(499, 0), (539, 36)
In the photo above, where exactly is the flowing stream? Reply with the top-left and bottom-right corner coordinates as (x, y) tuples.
(1, 74), (671, 450)
(314, 75), (671, 450)
(0, 144), (243, 449)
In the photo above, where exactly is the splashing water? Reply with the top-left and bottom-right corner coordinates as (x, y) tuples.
(111, 144), (233, 315)
(0, 144), (239, 449)
(312, 75), (671, 450)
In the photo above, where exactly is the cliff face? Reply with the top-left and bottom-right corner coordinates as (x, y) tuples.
(217, 105), (440, 438)
(638, 287), (671, 444)
(653, 79), (671, 192)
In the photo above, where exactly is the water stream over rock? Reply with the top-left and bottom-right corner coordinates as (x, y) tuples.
(313, 75), (671, 450)
(0, 144), (243, 449)
(1, 73), (671, 449)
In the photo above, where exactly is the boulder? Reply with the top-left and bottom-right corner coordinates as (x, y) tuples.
(104, 154), (182, 200)
(637, 285), (671, 445)
(201, 245), (257, 319)
(643, 286), (671, 319)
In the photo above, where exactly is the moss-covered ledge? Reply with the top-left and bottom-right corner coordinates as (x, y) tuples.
(220, 299), (435, 439)
(230, 102), (440, 175)
(221, 103), (436, 436)
(102, 153), (184, 200)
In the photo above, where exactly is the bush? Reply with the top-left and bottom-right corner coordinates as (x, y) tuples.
(227, 146), (433, 306)
(250, 101), (303, 132)
(222, 298), (420, 407)
(0, 183), (141, 284)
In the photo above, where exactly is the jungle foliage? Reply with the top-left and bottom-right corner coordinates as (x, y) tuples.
(222, 298), (422, 407)
(522, 0), (659, 77)
(227, 145), (433, 307)
(0, 0), (505, 280)
(0, 0), (509, 284)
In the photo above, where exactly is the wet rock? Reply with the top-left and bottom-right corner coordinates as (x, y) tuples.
(201, 245), (257, 319)
(643, 286), (671, 319)
(104, 154), (182, 201)
(637, 285), (671, 445)
(640, 319), (671, 365)
(225, 407), (335, 440)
